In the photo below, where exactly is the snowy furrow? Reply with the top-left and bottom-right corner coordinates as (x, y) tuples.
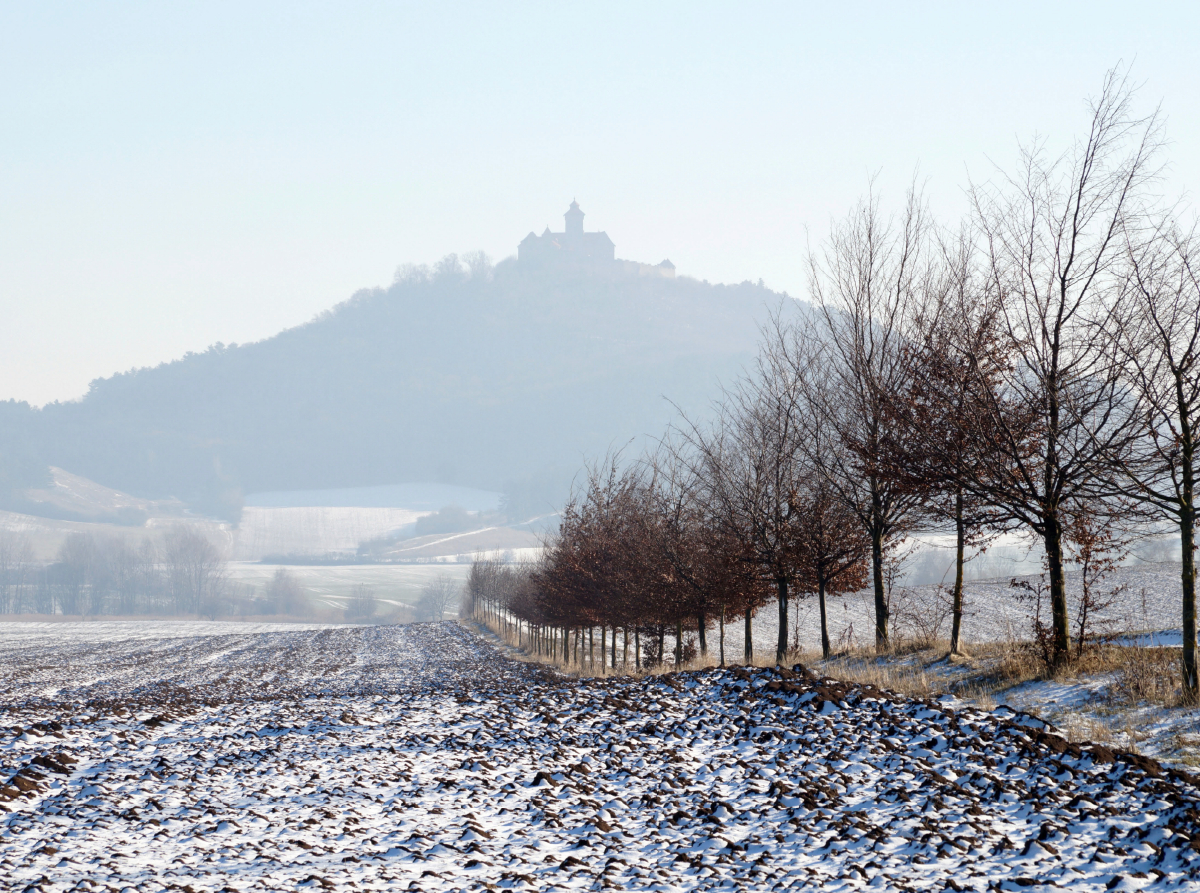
(1, 623), (1199, 891)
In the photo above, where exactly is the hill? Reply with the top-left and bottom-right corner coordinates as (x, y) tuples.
(5, 254), (794, 520)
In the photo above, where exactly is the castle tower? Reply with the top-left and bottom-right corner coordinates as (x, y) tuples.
(564, 200), (584, 236)
(519, 200), (614, 266)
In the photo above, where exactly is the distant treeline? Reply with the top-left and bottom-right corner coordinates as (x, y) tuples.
(467, 71), (1200, 700)
(0, 528), (302, 618)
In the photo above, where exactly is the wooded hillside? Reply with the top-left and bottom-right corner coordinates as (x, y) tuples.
(3, 258), (792, 520)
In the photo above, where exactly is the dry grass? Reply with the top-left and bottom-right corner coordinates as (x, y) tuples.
(955, 640), (1044, 690)
(469, 617), (1187, 714)
(816, 659), (937, 699)
(1109, 647), (1182, 706)
(787, 639), (945, 699)
(936, 641), (1184, 705)
(1054, 713), (1118, 745)
(950, 683), (997, 711)
(807, 635), (1189, 716)
(1167, 733), (1200, 767)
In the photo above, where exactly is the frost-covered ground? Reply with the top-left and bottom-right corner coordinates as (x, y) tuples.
(229, 507), (428, 561)
(711, 562), (1192, 664)
(810, 642), (1200, 771)
(0, 620), (346, 651)
(225, 563), (472, 615)
(3, 623), (1200, 891)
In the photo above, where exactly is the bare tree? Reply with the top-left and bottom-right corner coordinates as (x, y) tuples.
(0, 528), (33, 614)
(763, 319), (872, 658)
(1064, 500), (1130, 657)
(967, 67), (1162, 667)
(266, 567), (306, 616)
(809, 184), (933, 651)
(1111, 216), (1200, 698)
(645, 442), (765, 666)
(465, 558), (504, 624)
(345, 583), (377, 622)
(163, 526), (228, 616)
(540, 457), (669, 671)
(103, 536), (142, 616)
(875, 234), (1009, 654)
(416, 575), (461, 622)
(683, 342), (810, 665)
(57, 533), (99, 617)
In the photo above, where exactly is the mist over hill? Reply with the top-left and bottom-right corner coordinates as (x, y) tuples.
(2, 253), (795, 521)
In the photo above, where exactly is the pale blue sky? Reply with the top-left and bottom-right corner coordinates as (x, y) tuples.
(2, 2), (1198, 405)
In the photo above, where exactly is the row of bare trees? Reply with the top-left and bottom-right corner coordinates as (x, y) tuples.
(464, 443), (862, 673)
(469, 69), (1199, 699)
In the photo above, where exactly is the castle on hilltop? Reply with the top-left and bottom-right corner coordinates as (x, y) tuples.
(518, 201), (675, 278)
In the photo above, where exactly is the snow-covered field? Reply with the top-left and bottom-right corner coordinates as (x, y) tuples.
(711, 562), (1193, 664)
(232, 482), (503, 560)
(225, 562), (472, 614)
(2, 623), (1199, 890)
(228, 507), (427, 560)
(0, 620), (346, 652)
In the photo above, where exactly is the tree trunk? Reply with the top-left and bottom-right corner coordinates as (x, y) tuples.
(871, 488), (889, 651)
(1181, 415), (1197, 701)
(600, 625), (607, 675)
(697, 613), (708, 658)
(623, 626), (629, 670)
(589, 626), (594, 669)
(675, 618), (683, 669)
(818, 574), (831, 659)
(950, 488), (966, 655)
(775, 576), (788, 664)
(1044, 512), (1071, 668)
(719, 606), (726, 667)
(657, 624), (665, 668)
(743, 608), (753, 664)
(635, 627), (641, 671)
(611, 624), (617, 670)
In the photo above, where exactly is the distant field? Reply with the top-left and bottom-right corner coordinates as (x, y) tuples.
(244, 483), (501, 512)
(0, 510), (229, 561)
(227, 562), (472, 615)
(1, 475), (509, 562)
(0, 620), (347, 650)
(229, 506), (426, 560)
(378, 526), (543, 562)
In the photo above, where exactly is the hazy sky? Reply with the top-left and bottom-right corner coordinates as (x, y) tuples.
(3, 2), (1198, 406)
